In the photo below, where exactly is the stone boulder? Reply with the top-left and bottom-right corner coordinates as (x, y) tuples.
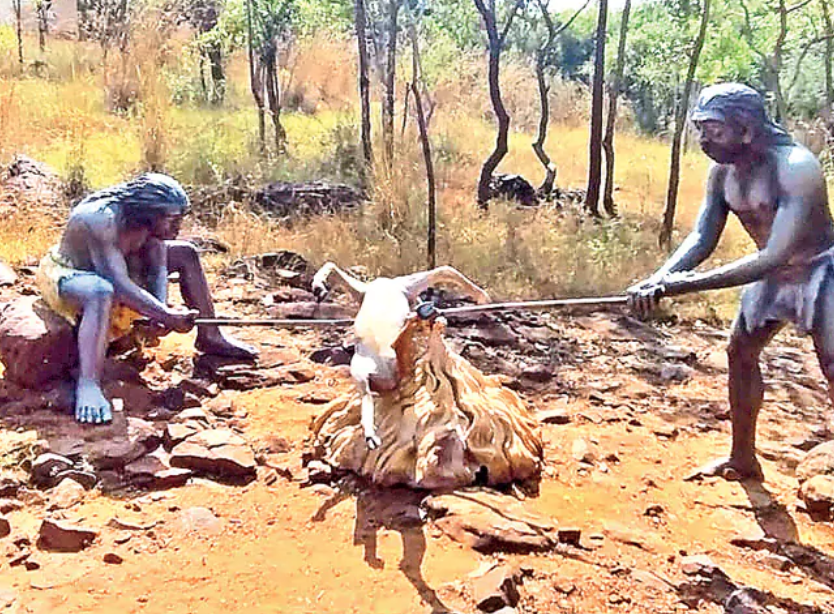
(796, 441), (834, 483)
(799, 475), (834, 516)
(0, 296), (77, 388)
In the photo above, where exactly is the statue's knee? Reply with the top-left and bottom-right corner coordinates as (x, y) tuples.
(169, 242), (200, 270)
(87, 278), (115, 305)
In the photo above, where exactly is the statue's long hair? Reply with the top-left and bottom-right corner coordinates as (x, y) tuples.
(80, 173), (190, 229)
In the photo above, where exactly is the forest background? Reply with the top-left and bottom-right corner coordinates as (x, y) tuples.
(1, 0), (833, 321)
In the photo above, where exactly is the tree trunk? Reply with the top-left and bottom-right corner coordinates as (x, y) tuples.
(265, 50), (287, 154)
(356, 0), (374, 181)
(206, 42), (226, 105)
(409, 24), (436, 270)
(532, 57), (557, 196)
(38, 1), (50, 53)
(585, 0), (608, 218)
(473, 0), (523, 209)
(14, 0), (23, 67)
(601, 0), (631, 217)
(822, 0), (833, 111)
(772, 0), (789, 123)
(660, 0), (711, 250)
(246, 0), (266, 153)
(382, 0), (402, 170)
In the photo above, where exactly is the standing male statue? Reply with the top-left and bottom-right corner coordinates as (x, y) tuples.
(629, 83), (834, 481)
(36, 173), (257, 425)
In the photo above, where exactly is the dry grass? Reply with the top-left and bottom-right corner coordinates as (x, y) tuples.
(0, 29), (772, 321)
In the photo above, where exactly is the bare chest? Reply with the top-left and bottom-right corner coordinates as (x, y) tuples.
(723, 169), (777, 247)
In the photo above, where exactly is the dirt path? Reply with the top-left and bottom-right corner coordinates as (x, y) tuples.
(2, 283), (834, 613)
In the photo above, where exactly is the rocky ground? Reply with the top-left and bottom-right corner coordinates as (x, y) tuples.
(0, 255), (833, 614)
(0, 159), (833, 613)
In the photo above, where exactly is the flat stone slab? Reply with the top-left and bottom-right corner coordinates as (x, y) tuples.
(424, 489), (557, 553)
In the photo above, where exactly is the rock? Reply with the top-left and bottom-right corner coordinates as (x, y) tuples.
(179, 379), (219, 398)
(0, 260), (16, 286)
(537, 408), (570, 425)
(103, 552), (124, 564)
(471, 564), (520, 612)
(724, 588), (768, 613)
(557, 527), (581, 546)
(729, 531), (777, 552)
(170, 429), (256, 480)
(0, 499), (22, 514)
(124, 449), (193, 490)
(176, 507), (221, 535)
(762, 553), (791, 572)
(47, 478), (86, 511)
(0, 516), (9, 538)
(0, 297), (77, 388)
(174, 408), (211, 424)
(488, 173), (537, 206)
(309, 346), (353, 366)
(424, 490), (557, 552)
(163, 421), (203, 450)
(797, 441), (834, 483)
(798, 474), (834, 515)
(680, 554), (720, 576)
(603, 523), (658, 552)
(571, 439), (595, 464)
(304, 460), (333, 485)
(38, 518), (98, 552)
(0, 473), (25, 498)
(88, 418), (162, 470)
(30, 453), (74, 488)
(658, 364), (692, 383)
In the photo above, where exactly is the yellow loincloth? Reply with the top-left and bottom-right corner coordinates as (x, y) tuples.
(35, 247), (141, 341)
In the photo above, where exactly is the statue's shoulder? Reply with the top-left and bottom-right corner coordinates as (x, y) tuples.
(774, 141), (823, 183)
(68, 198), (120, 238)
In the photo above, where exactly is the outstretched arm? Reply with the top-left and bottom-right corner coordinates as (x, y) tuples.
(645, 164), (730, 283)
(398, 265), (490, 304)
(311, 262), (368, 303)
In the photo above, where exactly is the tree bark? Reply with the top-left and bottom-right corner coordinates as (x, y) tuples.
(531, 0), (590, 198)
(601, 0), (631, 217)
(660, 0), (711, 250)
(585, 0), (608, 218)
(264, 49), (287, 154)
(382, 0), (402, 170)
(356, 0), (374, 182)
(246, 0), (266, 153)
(473, 0), (524, 209)
(14, 0), (23, 67)
(38, 1), (51, 53)
(823, 0), (834, 110)
(409, 23), (436, 269)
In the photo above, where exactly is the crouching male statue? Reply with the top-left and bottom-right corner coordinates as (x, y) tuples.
(36, 173), (257, 425)
(629, 83), (834, 481)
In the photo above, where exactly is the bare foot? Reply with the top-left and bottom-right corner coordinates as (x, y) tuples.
(75, 378), (113, 425)
(195, 330), (258, 361)
(684, 456), (764, 482)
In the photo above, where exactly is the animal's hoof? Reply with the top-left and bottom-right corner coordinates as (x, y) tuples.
(366, 435), (382, 450)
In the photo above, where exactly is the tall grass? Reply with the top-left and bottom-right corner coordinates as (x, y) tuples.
(0, 28), (764, 319)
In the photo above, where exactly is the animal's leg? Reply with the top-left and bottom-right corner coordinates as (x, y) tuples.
(399, 266), (490, 304)
(312, 262), (368, 303)
(356, 375), (382, 450)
